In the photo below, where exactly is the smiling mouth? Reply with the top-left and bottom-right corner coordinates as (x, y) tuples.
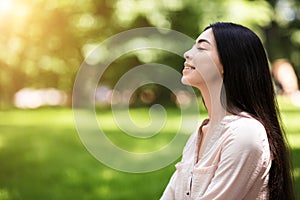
(184, 62), (196, 70)
(184, 66), (196, 70)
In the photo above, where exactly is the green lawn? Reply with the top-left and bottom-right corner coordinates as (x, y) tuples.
(0, 97), (299, 199)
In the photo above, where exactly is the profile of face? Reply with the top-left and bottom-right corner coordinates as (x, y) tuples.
(181, 28), (223, 89)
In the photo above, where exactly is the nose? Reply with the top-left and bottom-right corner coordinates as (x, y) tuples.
(184, 49), (192, 60)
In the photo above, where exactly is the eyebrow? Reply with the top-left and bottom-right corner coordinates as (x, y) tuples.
(196, 39), (211, 45)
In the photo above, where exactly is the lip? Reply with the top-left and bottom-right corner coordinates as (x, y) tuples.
(183, 62), (196, 74)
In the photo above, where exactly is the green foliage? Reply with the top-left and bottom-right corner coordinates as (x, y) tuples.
(1, 0), (300, 108)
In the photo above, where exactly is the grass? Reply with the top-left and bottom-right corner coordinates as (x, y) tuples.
(0, 96), (299, 199)
(277, 95), (300, 198)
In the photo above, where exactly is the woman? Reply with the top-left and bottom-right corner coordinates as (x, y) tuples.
(160, 22), (294, 199)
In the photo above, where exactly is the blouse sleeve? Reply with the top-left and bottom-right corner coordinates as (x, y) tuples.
(200, 120), (270, 199)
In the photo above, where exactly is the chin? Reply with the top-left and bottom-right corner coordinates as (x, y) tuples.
(181, 77), (192, 86)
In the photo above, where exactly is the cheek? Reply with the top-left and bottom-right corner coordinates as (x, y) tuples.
(212, 54), (223, 74)
(194, 54), (222, 83)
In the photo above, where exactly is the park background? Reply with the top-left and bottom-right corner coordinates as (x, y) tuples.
(0, 0), (300, 199)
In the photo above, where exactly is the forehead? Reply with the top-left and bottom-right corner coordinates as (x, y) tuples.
(196, 28), (215, 44)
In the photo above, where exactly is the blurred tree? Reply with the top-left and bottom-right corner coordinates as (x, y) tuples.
(0, 0), (116, 108)
(263, 0), (300, 80)
(0, 0), (299, 108)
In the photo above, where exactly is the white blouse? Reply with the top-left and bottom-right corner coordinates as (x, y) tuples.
(160, 114), (271, 200)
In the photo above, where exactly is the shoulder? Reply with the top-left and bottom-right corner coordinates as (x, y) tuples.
(222, 116), (268, 153)
(231, 116), (266, 137)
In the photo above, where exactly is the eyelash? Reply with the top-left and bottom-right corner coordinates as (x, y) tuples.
(197, 47), (206, 51)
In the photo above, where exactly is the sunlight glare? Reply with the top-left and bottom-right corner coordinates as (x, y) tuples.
(0, 0), (13, 13)
(0, 0), (30, 19)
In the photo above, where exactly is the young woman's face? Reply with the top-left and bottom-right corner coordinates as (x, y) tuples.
(181, 28), (223, 87)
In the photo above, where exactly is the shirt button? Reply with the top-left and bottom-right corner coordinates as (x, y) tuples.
(186, 192), (190, 195)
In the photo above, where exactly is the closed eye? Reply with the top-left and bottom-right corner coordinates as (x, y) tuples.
(197, 47), (206, 51)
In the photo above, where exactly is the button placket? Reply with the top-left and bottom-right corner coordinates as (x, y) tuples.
(186, 170), (193, 198)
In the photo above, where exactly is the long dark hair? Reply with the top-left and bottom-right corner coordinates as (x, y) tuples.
(205, 22), (295, 199)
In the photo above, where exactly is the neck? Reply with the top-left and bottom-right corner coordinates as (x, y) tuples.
(198, 81), (226, 123)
